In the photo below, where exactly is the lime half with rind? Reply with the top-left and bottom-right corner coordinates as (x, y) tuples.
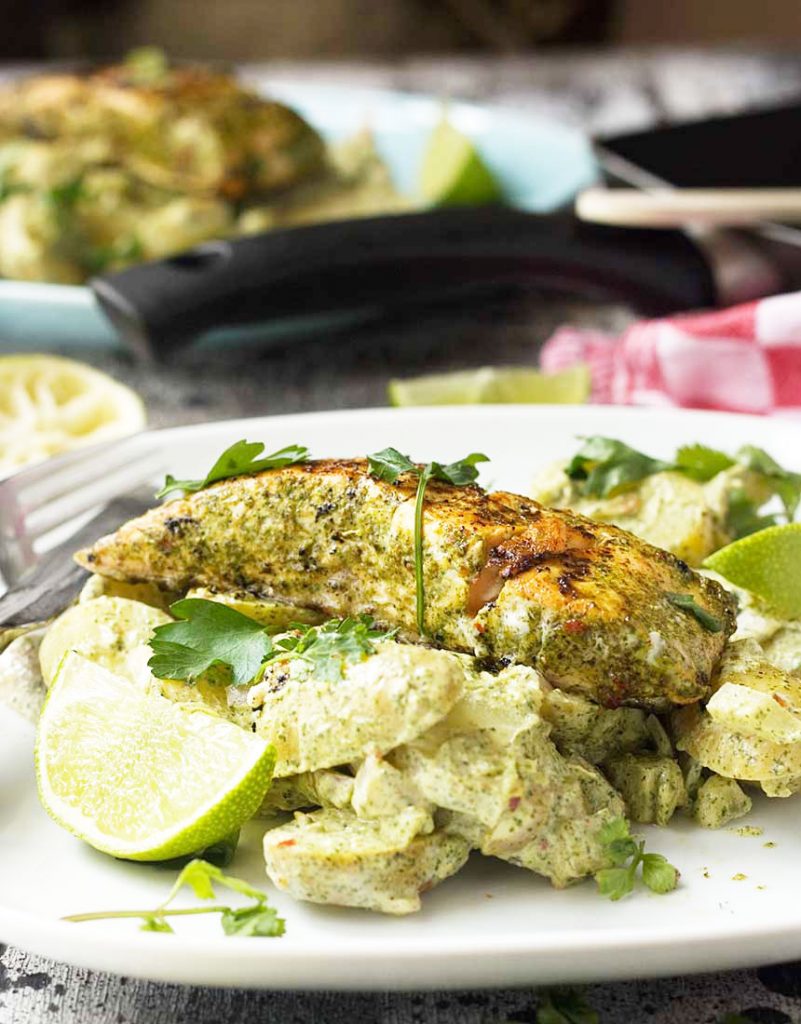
(704, 522), (801, 619)
(388, 364), (591, 407)
(36, 652), (274, 861)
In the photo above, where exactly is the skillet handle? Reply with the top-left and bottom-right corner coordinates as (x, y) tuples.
(90, 207), (717, 360)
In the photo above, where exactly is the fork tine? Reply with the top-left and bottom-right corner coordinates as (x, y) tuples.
(9, 434), (152, 513)
(25, 447), (163, 542)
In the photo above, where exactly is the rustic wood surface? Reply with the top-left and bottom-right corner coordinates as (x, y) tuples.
(5, 46), (801, 1024)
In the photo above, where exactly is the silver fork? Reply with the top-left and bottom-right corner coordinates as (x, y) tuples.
(0, 433), (164, 587)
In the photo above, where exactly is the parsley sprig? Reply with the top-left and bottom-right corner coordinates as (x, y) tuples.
(567, 437), (672, 498)
(595, 818), (679, 901)
(148, 599), (394, 687)
(63, 859), (285, 937)
(367, 448), (488, 636)
(156, 439), (309, 500)
(565, 438), (801, 537)
(270, 615), (396, 684)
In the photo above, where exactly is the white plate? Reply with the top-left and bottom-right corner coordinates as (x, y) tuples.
(3, 404), (801, 991)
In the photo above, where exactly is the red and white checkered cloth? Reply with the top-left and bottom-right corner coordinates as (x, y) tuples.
(540, 291), (801, 414)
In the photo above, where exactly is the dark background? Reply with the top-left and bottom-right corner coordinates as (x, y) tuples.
(6, 0), (801, 61)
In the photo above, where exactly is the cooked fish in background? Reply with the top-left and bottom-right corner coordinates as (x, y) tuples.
(0, 62), (325, 199)
(76, 459), (737, 711)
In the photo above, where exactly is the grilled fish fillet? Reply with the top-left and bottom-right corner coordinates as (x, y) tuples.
(76, 459), (736, 710)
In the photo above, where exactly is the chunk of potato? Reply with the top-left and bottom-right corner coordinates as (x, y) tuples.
(541, 687), (650, 763)
(258, 769), (355, 816)
(674, 703), (801, 781)
(691, 775), (752, 828)
(263, 807), (469, 915)
(604, 753), (686, 825)
(392, 664), (624, 887)
(249, 641), (465, 776)
(38, 595), (169, 687)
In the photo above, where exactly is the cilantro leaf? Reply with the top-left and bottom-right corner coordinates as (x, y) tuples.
(430, 452), (489, 486)
(595, 865), (635, 901)
(726, 489), (780, 540)
(148, 598), (274, 687)
(737, 444), (801, 519)
(595, 817), (678, 901)
(537, 988), (599, 1024)
(156, 440), (309, 499)
(173, 859), (267, 903)
(367, 449), (490, 635)
(148, 600), (394, 691)
(566, 436), (672, 498)
(366, 447), (416, 482)
(140, 915), (173, 933)
(641, 853), (679, 894)
(674, 444), (735, 482)
(272, 615), (396, 684)
(666, 592), (723, 633)
(65, 858), (285, 939)
(221, 904), (285, 937)
(47, 176), (85, 212)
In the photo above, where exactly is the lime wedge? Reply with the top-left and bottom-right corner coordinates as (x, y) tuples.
(703, 523), (801, 619)
(388, 364), (591, 407)
(36, 652), (274, 861)
(420, 118), (502, 207)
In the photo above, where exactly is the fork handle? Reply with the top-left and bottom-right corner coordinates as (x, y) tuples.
(90, 207), (716, 360)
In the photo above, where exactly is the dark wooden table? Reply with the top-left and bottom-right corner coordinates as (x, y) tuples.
(5, 47), (801, 1024)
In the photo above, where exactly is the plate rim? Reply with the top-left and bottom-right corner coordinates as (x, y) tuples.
(4, 402), (801, 990)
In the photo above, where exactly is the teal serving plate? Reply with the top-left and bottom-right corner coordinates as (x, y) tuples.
(0, 82), (597, 352)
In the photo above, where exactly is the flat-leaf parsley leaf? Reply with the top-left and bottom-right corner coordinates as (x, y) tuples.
(148, 600), (395, 688)
(148, 598), (274, 686)
(156, 439), (309, 499)
(595, 818), (679, 900)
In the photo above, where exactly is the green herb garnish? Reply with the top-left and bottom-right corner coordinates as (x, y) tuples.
(47, 177), (86, 213)
(666, 592), (723, 633)
(156, 439), (309, 499)
(595, 818), (679, 901)
(536, 987), (599, 1024)
(148, 599), (393, 687)
(367, 447), (489, 635)
(0, 169), (30, 203)
(673, 443), (736, 482)
(269, 615), (396, 684)
(148, 598), (275, 686)
(63, 858), (285, 937)
(85, 234), (144, 274)
(565, 436), (672, 498)
(737, 444), (801, 519)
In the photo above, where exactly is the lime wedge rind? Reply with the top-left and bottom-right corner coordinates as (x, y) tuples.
(388, 364), (591, 407)
(704, 522), (801, 620)
(36, 653), (275, 861)
(420, 118), (503, 208)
